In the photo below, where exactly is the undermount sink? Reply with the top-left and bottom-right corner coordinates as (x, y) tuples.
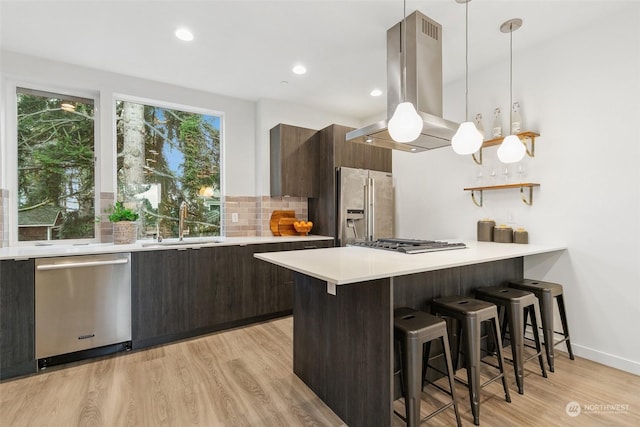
(141, 237), (225, 248)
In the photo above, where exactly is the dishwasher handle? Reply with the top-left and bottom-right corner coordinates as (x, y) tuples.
(36, 258), (129, 271)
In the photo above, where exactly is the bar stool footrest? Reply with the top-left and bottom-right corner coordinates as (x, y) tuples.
(481, 373), (506, 389)
(423, 402), (455, 422)
(426, 380), (455, 396)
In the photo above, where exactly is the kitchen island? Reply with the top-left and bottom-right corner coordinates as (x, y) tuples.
(255, 241), (566, 427)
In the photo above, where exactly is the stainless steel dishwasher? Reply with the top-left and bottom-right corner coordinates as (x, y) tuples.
(35, 253), (131, 368)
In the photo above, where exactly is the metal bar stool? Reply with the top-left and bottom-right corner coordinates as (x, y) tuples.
(508, 279), (575, 372)
(431, 297), (511, 426)
(475, 286), (547, 394)
(394, 307), (462, 427)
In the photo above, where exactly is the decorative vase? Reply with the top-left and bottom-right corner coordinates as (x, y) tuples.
(113, 221), (138, 245)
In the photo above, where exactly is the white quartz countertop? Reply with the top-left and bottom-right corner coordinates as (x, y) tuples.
(0, 235), (333, 260)
(254, 241), (566, 285)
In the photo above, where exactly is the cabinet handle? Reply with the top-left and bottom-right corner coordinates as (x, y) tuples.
(303, 246), (318, 250)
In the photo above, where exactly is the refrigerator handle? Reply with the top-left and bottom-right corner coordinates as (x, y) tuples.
(365, 177), (375, 241)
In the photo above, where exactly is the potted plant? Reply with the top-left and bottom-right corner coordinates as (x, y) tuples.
(109, 201), (139, 244)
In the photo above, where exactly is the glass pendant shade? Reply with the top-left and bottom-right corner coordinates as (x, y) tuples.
(497, 134), (526, 163)
(388, 102), (423, 143)
(451, 121), (483, 155)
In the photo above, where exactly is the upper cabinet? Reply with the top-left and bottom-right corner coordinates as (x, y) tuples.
(270, 123), (392, 198)
(270, 124), (320, 197)
(323, 124), (391, 172)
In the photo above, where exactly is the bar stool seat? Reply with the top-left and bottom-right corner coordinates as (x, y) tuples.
(431, 297), (511, 426)
(393, 307), (461, 427)
(475, 286), (547, 394)
(508, 279), (574, 372)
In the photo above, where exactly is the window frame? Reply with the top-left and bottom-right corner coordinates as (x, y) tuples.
(6, 80), (100, 246)
(112, 93), (225, 239)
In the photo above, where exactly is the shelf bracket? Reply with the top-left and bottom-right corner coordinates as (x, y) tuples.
(471, 132), (538, 164)
(520, 186), (534, 205)
(522, 135), (536, 158)
(470, 190), (484, 207)
(464, 182), (539, 207)
(472, 148), (483, 165)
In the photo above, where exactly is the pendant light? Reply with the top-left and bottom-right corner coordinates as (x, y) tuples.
(451, 0), (483, 155)
(388, 0), (423, 143)
(497, 18), (526, 163)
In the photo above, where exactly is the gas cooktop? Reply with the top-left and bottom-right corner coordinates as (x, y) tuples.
(350, 238), (467, 254)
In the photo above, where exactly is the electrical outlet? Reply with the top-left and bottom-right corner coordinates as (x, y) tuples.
(231, 213), (238, 223)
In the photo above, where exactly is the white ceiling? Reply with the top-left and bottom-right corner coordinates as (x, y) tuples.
(0, 0), (629, 120)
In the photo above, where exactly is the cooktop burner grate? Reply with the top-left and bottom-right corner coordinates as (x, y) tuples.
(350, 238), (466, 254)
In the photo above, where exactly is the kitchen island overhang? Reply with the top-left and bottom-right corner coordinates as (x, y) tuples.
(255, 241), (567, 291)
(254, 241), (566, 427)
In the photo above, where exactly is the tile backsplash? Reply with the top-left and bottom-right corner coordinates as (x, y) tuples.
(99, 192), (115, 243)
(0, 192), (308, 244)
(224, 196), (308, 237)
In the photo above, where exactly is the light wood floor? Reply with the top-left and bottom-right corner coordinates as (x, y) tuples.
(1, 316), (638, 426)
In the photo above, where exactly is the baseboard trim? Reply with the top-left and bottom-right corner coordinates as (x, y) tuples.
(572, 344), (640, 375)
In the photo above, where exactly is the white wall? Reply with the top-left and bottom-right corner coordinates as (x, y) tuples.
(394, 5), (640, 374)
(0, 52), (362, 199)
(0, 51), (256, 196)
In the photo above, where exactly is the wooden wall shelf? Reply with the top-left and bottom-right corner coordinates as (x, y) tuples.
(472, 131), (540, 165)
(463, 183), (540, 207)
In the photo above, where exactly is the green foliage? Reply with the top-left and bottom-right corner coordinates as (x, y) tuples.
(17, 90), (96, 241)
(108, 201), (139, 222)
(115, 100), (221, 238)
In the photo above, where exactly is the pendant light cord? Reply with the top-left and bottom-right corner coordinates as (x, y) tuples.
(509, 22), (513, 132)
(464, 0), (469, 122)
(402, 0), (407, 103)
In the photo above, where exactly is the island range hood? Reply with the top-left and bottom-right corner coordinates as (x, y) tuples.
(346, 10), (459, 153)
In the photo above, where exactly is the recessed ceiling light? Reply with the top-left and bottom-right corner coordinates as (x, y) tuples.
(292, 64), (307, 75)
(175, 28), (194, 42)
(370, 89), (383, 97)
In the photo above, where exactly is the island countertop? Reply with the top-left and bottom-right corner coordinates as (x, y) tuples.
(254, 241), (566, 286)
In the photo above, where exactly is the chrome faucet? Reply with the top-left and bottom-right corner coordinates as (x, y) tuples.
(179, 201), (187, 241)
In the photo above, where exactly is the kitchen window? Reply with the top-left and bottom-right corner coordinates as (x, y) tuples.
(115, 98), (222, 239)
(15, 87), (96, 242)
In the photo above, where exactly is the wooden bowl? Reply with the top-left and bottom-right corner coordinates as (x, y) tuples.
(293, 223), (313, 236)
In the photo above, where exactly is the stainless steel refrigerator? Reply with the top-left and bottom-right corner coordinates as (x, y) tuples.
(337, 167), (394, 246)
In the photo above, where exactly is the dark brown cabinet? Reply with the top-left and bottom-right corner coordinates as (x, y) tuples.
(0, 259), (36, 380)
(270, 123), (320, 197)
(131, 249), (190, 348)
(270, 123), (392, 238)
(131, 240), (332, 350)
(245, 241), (331, 318)
(190, 245), (245, 328)
(310, 124), (392, 238)
(322, 124), (392, 172)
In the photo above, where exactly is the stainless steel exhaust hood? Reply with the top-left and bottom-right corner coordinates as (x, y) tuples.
(346, 11), (459, 153)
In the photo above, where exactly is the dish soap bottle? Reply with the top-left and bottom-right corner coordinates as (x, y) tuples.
(511, 102), (522, 134)
(492, 107), (502, 138)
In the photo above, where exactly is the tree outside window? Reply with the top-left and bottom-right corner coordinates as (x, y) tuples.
(16, 88), (96, 241)
(115, 99), (222, 239)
